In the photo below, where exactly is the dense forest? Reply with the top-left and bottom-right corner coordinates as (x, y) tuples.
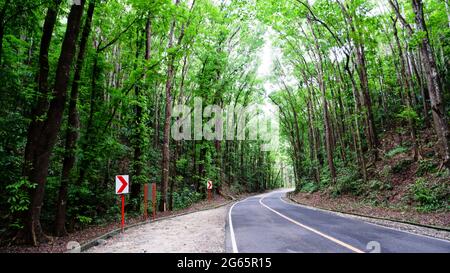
(0, 0), (449, 247)
(264, 0), (449, 214)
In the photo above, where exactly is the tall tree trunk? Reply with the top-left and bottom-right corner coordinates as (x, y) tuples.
(339, 1), (378, 159)
(130, 25), (145, 209)
(240, 141), (245, 189)
(76, 51), (100, 186)
(198, 143), (206, 187)
(131, 18), (151, 208)
(347, 62), (368, 182)
(54, 0), (95, 237)
(23, 0), (62, 182)
(412, 0), (450, 169)
(306, 94), (320, 183)
(330, 83), (346, 163)
(410, 49), (430, 126)
(375, 64), (387, 129)
(169, 140), (179, 211)
(160, 0), (180, 212)
(154, 82), (160, 147)
(280, 76), (303, 179)
(392, 17), (418, 161)
(145, 19), (152, 65)
(21, 1), (86, 246)
(355, 44), (378, 159)
(308, 16), (336, 184)
(132, 17), (152, 210)
(192, 141), (198, 190)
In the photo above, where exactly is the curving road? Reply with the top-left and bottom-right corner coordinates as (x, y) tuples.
(225, 190), (450, 253)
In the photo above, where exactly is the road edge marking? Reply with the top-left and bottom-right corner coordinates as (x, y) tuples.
(259, 194), (364, 253)
(279, 195), (450, 244)
(228, 201), (240, 253)
(228, 194), (271, 253)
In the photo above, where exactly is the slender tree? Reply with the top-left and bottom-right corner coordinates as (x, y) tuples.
(55, 0), (96, 237)
(21, 0), (86, 245)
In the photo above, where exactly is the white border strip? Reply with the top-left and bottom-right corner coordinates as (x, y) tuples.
(260, 194), (364, 253)
(228, 201), (240, 253)
(279, 195), (450, 244)
(228, 196), (262, 253)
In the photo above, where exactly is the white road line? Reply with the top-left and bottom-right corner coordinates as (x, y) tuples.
(279, 195), (450, 244)
(228, 201), (241, 253)
(228, 196), (260, 253)
(259, 193), (364, 253)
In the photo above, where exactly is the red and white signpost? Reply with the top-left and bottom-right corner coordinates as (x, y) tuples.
(207, 180), (213, 201)
(115, 175), (129, 232)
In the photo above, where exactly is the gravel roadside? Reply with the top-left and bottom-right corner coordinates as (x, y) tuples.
(86, 205), (229, 253)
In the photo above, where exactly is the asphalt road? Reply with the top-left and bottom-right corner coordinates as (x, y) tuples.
(225, 190), (450, 253)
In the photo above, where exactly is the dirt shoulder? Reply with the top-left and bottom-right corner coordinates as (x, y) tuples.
(288, 191), (450, 240)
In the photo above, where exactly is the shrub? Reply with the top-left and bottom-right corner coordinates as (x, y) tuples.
(300, 182), (318, 193)
(368, 179), (392, 191)
(6, 178), (37, 230)
(76, 215), (93, 225)
(332, 167), (363, 197)
(379, 165), (391, 178)
(172, 188), (203, 211)
(230, 183), (245, 194)
(319, 167), (332, 188)
(416, 159), (437, 176)
(391, 159), (413, 174)
(385, 146), (409, 158)
(396, 107), (419, 123)
(409, 178), (449, 212)
(6, 178), (36, 214)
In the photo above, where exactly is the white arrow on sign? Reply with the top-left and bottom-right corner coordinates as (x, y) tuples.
(207, 180), (213, 190)
(115, 175), (129, 194)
